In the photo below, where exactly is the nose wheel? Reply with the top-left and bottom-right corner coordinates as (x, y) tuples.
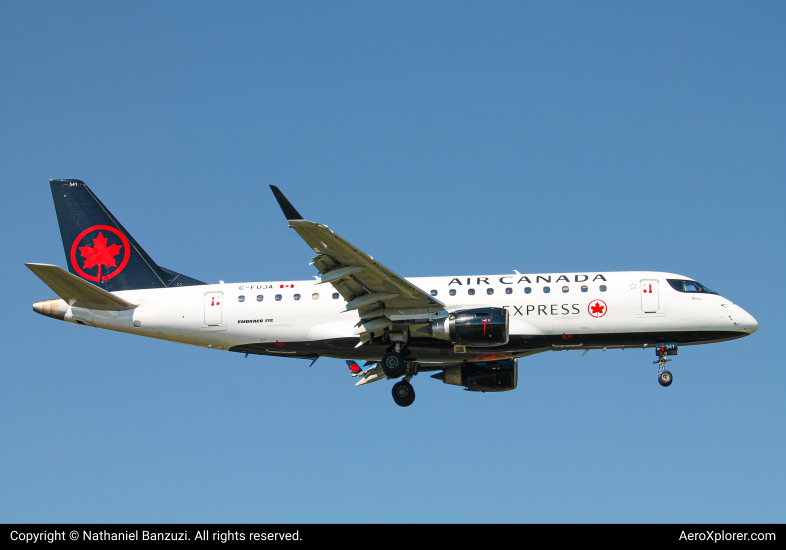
(654, 342), (677, 387)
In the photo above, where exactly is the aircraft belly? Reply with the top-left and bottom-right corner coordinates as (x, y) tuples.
(228, 328), (747, 362)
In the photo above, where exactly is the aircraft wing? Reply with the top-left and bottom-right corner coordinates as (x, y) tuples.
(270, 186), (445, 342)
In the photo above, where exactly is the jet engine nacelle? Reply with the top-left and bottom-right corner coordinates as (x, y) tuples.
(427, 307), (509, 346)
(432, 359), (518, 392)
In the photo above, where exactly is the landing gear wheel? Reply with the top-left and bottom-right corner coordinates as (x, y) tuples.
(658, 370), (673, 387)
(381, 352), (406, 378)
(392, 380), (416, 407)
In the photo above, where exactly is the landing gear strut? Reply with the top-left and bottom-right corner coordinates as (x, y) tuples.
(382, 343), (418, 406)
(654, 342), (677, 387)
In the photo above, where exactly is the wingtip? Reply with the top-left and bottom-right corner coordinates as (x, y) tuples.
(269, 185), (304, 221)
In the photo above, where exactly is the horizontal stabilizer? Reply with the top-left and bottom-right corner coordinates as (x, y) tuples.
(347, 362), (386, 386)
(25, 263), (137, 311)
(356, 364), (386, 386)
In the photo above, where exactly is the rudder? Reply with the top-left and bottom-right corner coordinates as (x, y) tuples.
(50, 179), (205, 291)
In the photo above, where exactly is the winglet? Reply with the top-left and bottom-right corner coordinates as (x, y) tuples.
(269, 186), (304, 221)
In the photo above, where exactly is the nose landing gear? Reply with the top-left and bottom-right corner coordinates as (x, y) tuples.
(654, 342), (677, 387)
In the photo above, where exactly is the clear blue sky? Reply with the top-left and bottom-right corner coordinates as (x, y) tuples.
(2, 1), (784, 522)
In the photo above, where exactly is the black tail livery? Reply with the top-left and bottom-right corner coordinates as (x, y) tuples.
(50, 179), (205, 292)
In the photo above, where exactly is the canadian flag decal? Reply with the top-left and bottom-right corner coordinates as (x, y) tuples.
(280, 284), (294, 288)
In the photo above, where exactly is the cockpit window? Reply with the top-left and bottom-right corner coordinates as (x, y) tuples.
(667, 279), (718, 295)
(696, 282), (718, 294)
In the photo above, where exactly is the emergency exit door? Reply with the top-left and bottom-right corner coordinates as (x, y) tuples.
(641, 280), (659, 313)
(204, 292), (223, 325)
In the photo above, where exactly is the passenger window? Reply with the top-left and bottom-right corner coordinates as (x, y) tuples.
(312, 293), (319, 300)
(238, 295), (245, 302)
(524, 287), (532, 294)
(487, 288), (494, 295)
(600, 285), (607, 292)
(468, 289), (475, 296)
(505, 288), (512, 295)
(332, 293), (339, 299)
(430, 290), (438, 296)
(449, 289), (456, 296)
(581, 286), (588, 293)
(275, 294), (282, 301)
(543, 287), (550, 293)
(256, 295), (264, 302)
(562, 286), (569, 293)
(293, 294), (301, 300)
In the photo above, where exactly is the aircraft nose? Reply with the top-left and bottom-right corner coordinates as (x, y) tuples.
(736, 307), (759, 335)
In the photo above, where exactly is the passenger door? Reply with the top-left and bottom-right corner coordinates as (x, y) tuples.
(640, 280), (659, 313)
(204, 292), (223, 326)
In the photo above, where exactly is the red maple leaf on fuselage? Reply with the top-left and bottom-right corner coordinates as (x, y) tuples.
(79, 232), (123, 274)
(590, 302), (605, 315)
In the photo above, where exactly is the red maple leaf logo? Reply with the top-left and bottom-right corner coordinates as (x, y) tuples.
(590, 302), (605, 315)
(78, 232), (123, 278)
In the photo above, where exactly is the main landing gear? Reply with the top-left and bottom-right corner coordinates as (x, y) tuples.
(381, 350), (406, 378)
(392, 379), (415, 407)
(654, 342), (677, 387)
(382, 344), (417, 407)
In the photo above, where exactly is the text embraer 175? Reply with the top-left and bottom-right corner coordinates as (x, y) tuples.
(28, 180), (759, 406)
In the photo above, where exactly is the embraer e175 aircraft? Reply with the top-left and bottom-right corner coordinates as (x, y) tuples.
(28, 180), (759, 406)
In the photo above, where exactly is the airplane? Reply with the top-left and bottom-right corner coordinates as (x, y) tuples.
(28, 179), (759, 407)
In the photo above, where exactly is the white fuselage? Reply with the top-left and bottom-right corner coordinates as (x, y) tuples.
(58, 271), (758, 362)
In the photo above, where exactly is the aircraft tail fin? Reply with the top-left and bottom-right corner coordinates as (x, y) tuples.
(49, 179), (205, 291)
(346, 360), (363, 375)
(346, 360), (387, 385)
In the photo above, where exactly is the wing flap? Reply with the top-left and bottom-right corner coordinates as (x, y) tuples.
(353, 317), (393, 335)
(317, 265), (366, 284)
(26, 263), (137, 311)
(345, 292), (399, 312)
